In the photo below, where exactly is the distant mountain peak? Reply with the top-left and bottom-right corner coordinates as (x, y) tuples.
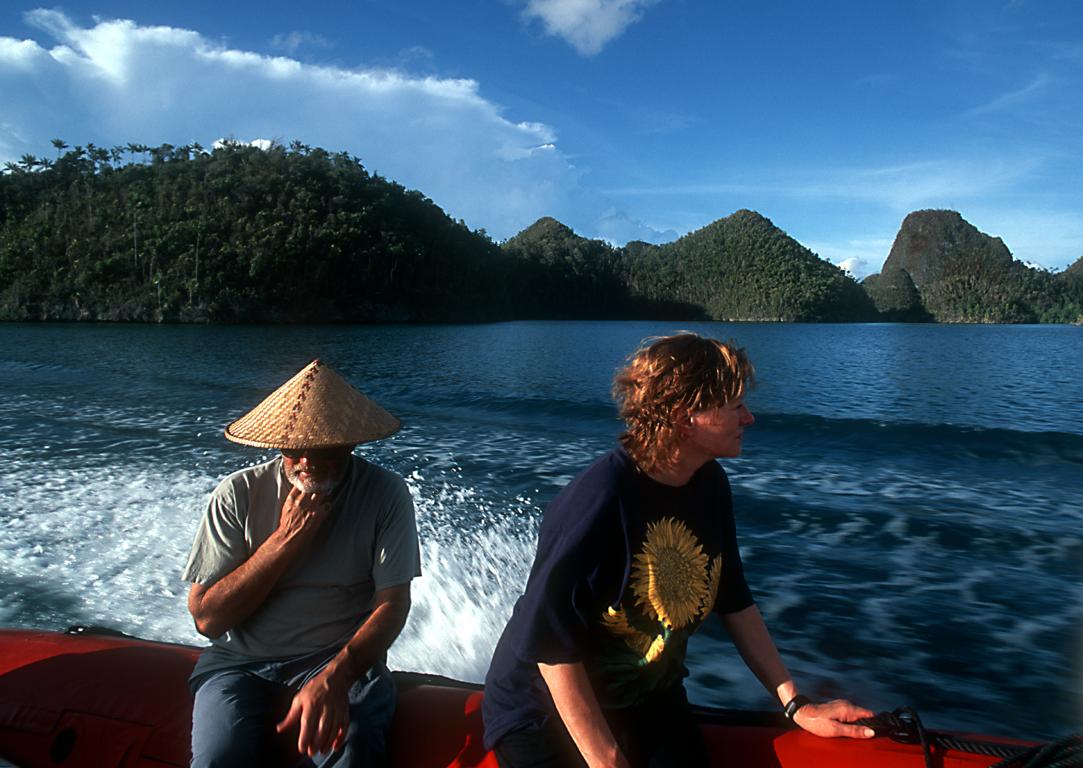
(729, 208), (771, 222)
(676, 209), (781, 245)
(883, 209), (1013, 289)
(716, 208), (774, 229)
(513, 216), (580, 242)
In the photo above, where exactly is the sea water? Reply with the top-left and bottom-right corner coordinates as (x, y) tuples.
(0, 321), (1080, 741)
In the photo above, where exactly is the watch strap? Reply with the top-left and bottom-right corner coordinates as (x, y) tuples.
(784, 694), (812, 721)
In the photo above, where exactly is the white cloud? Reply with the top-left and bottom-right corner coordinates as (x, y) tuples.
(836, 257), (867, 279)
(522, 0), (659, 56)
(0, 10), (594, 239)
(964, 73), (1051, 117)
(830, 158), (1045, 211)
(593, 208), (678, 245)
(269, 30), (332, 56)
(604, 156), (1044, 213)
(0, 35), (46, 69)
(804, 238), (893, 280)
(213, 138), (274, 151)
(602, 154), (1080, 272)
(961, 208), (1083, 272)
(397, 45), (435, 67)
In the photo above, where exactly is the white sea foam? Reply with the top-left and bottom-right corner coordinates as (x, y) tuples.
(392, 472), (540, 681)
(0, 462), (210, 642)
(2, 451), (545, 682)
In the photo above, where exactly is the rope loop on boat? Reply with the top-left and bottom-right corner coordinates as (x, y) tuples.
(984, 735), (1082, 768)
(858, 708), (935, 768)
(857, 708), (1082, 768)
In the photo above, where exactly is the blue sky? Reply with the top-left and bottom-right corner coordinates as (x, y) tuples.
(2, 1), (1081, 277)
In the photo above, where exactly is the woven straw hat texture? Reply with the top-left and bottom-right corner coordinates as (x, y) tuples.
(225, 359), (401, 449)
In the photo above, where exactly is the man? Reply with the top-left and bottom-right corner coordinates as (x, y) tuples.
(483, 333), (874, 768)
(183, 359), (420, 767)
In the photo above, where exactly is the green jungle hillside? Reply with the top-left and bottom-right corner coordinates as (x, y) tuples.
(501, 217), (704, 319)
(621, 210), (876, 322)
(0, 141), (516, 322)
(862, 210), (1083, 324)
(1, 142), (1079, 323)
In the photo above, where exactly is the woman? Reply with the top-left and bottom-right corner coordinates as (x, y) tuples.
(482, 333), (874, 768)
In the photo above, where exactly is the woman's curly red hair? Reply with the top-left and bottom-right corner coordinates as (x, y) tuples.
(613, 333), (754, 474)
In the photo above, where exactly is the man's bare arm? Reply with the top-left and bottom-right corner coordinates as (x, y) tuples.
(276, 583), (413, 756)
(187, 486), (330, 638)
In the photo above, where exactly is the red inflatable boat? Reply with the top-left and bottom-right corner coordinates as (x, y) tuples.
(0, 627), (1052, 768)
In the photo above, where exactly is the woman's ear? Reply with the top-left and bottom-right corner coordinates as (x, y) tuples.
(672, 407), (694, 436)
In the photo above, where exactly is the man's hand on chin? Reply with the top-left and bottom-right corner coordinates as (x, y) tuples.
(274, 486), (332, 548)
(275, 670), (350, 756)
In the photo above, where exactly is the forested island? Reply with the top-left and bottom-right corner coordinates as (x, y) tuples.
(864, 210), (1083, 323)
(2, 141), (1080, 323)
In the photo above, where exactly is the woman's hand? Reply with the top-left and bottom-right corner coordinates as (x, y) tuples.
(793, 699), (876, 738)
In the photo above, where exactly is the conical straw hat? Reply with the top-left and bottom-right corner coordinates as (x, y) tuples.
(225, 360), (401, 449)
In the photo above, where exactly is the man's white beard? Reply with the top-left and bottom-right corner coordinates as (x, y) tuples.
(284, 464), (337, 495)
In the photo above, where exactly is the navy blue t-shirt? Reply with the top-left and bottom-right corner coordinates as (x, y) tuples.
(482, 448), (754, 750)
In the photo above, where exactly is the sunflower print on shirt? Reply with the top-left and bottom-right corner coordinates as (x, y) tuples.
(601, 517), (724, 665)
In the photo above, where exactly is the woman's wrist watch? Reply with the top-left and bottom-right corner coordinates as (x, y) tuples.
(783, 693), (812, 721)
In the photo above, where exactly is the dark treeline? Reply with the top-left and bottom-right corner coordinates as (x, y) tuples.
(0, 141), (865, 323)
(0, 141), (521, 322)
(500, 217), (707, 319)
(502, 212), (876, 322)
(2, 142), (1080, 323)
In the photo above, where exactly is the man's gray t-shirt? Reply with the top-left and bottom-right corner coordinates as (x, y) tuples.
(182, 455), (420, 670)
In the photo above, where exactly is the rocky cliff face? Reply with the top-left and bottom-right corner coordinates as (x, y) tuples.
(865, 209), (1056, 322)
(881, 209), (1014, 290)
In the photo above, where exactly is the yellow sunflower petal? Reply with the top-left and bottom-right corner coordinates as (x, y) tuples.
(702, 554), (723, 619)
(600, 606), (656, 660)
(630, 517), (710, 629)
(644, 634), (666, 664)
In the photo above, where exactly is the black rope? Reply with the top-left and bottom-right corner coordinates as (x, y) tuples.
(858, 708), (935, 768)
(856, 708), (1083, 768)
(986, 736), (1083, 768)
